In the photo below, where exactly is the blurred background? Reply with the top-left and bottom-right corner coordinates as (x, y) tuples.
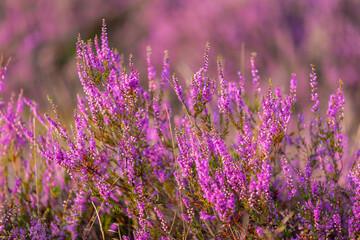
(1, 0), (360, 142)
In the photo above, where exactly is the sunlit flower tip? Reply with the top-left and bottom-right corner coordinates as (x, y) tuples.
(250, 52), (261, 94)
(101, 19), (109, 52)
(290, 73), (297, 101)
(310, 64), (320, 114)
(203, 42), (210, 72)
(0, 56), (10, 92)
(237, 71), (245, 90)
(337, 79), (345, 121)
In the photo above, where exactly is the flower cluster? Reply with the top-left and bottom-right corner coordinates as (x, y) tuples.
(0, 21), (358, 239)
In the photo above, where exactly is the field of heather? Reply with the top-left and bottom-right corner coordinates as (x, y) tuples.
(1, 1), (360, 239)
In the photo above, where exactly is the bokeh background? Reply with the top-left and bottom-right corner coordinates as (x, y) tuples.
(1, 0), (360, 141)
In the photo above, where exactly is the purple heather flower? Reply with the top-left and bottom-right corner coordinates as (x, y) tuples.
(237, 114), (257, 171)
(228, 81), (237, 106)
(160, 50), (170, 93)
(175, 129), (193, 178)
(0, 56), (9, 92)
(147, 46), (157, 93)
(202, 42), (210, 72)
(153, 97), (161, 120)
(50, 221), (60, 237)
(172, 74), (185, 104)
(174, 171), (185, 191)
(44, 113), (72, 145)
(199, 211), (216, 221)
(11, 228), (27, 239)
(256, 227), (264, 238)
(191, 132), (214, 200)
(257, 160), (272, 202)
(87, 39), (102, 72)
(29, 218), (48, 240)
(181, 197), (194, 223)
(337, 80), (345, 122)
(257, 83), (282, 157)
(290, 73), (297, 102)
(189, 43), (215, 109)
(310, 180), (319, 200)
(333, 213), (342, 236)
(325, 80), (345, 155)
(304, 156), (312, 180)
(251, 53), (261, 95)
(11, 178), (21, 195)
(127, 55), (140, 92)
(248, 178), (257, 209)
(133, 228), (151, 240)
(100, 19), (110, 61)
(154, 207), (169, 235)
(181, 214), (191, 222)
(314, 200), (323, 232)
(236, 71), (245, 113)
(310, 65), (320, 115)
(217, 57), (231, 114)
(212, 130), (246, 205)
(327, 94), (339, 132)
(280, 156), (296, 199)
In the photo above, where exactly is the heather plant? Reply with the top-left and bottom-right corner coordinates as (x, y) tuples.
(0, 21), (360, 239)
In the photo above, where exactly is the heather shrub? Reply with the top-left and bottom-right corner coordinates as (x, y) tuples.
(0, 21), (359, 239)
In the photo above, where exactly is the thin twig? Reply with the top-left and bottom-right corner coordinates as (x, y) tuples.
(92, 201), (105, 240)
(229, 225), (237, 240)
(184, 219), (193, 240)
(203, 219), (215, 238)
(169, 210), (177, 235)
